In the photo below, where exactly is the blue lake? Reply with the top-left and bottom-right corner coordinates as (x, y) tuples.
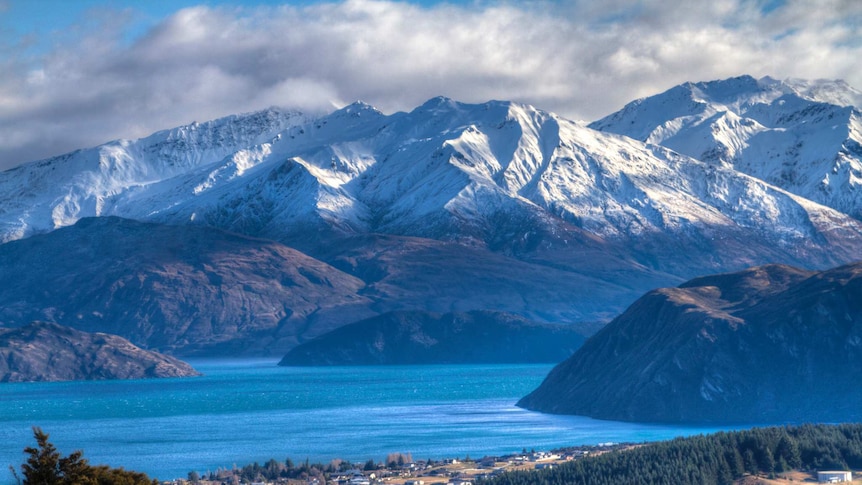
(0, 360), (733, 483)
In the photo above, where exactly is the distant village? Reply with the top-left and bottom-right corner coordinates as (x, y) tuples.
(165, 445), (862, 485)
(170, 444), (624, 485)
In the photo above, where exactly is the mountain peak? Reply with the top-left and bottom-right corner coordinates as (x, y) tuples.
(779, 77), (862, 107)
(411, 96), (466, 117)
(334, 100), (383, 117)
(688, 75), (763, 104)
(591, 74), (862, 219)
(421, 95), (457, 107)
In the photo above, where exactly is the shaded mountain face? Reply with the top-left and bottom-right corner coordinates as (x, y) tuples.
(0, 217), (374, 355)
(591, 75), (862, 219)
(518, 262), (862, 424)
(304, 233), (671, 323)
(0, 321), (200, 382)
(279, 310), (598, 365)
(0, 217), (655, 354)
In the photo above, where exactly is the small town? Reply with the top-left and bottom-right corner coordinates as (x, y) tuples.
(170, 445), (623, 485)
(165, 441), (862, 485)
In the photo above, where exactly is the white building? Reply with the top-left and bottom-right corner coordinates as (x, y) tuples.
(529, 452), (560, 462)
(817, 471), (852, 483)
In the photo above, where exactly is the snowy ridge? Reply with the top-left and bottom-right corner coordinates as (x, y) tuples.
(0, 107), (306, 242)
(2, 87), (862, 273)
(591, 75), (862, 219)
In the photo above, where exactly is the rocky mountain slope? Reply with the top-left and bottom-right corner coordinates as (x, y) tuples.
(279, 310), (597, 365)
(0, 217), (374, 355)
(518, 261), (862, 423)
(0, 321), (200, 382)
(591, 75), (862, 219)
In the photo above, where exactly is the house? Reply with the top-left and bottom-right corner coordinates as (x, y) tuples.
(349, 472), (371, 485)
(527, 452), (560, 462)
(404, 481), (425, 485)
(332, 471), (371, 485)
(332, 469), (363, 479)
(565, 450), (589, 459)
(817, 471), (852, 483)
(535, 463), (555, 470)
(448, 479), (471, 485)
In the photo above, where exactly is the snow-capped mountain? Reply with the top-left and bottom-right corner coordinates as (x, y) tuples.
(0, 107), (306, 242)
(591, 75), (862, 219)
(4, 82), (862, 355)
(3, 94), (862, 271)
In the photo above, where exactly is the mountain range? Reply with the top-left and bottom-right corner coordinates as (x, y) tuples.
(2, 75), (861, 357)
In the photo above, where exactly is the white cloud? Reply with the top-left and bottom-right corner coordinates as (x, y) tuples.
(1, 0), (861, 169)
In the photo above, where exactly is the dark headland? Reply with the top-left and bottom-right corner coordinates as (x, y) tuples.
(0, 321), (200, 382)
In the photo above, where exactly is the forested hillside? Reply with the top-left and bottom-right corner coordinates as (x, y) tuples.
(485, 424), (862, 485)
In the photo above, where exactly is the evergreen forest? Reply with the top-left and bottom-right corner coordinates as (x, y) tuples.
(484, 424), (862, 485)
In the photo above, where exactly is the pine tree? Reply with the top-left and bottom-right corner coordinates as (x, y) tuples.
(761, 448), (776, 474)
(58, 450), (92, 485)
(777, 434), (802, 469)
(743, 449), (758, 475)
(21, 427), (61, 485)
(19, 427), (157, 485)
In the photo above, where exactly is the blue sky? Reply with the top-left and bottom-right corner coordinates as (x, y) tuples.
(1, 1), (353, 56)
(1, 0), (467, 47)
(0, 0), (859, 169)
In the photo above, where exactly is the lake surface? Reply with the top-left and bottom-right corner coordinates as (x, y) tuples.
(0, 360), (731, 483)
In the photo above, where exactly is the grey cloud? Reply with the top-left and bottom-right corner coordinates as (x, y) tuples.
(1, 0), (861, 170)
